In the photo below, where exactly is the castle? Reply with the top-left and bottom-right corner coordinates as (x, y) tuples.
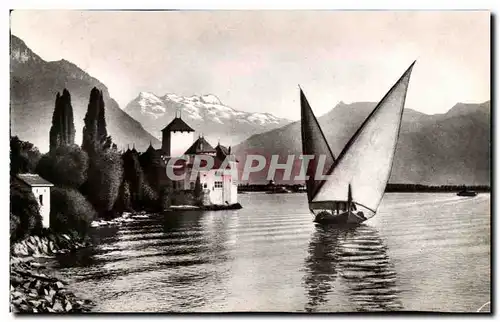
(159, 115), (238, 206)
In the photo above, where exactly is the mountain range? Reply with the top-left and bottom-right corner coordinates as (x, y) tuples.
(10, 34), (490, 186)
(124, 92), (291, 146)
(10, 34), (160, 152)
(233, 100), (491, 186)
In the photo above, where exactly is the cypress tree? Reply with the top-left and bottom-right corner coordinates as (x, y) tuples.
(82, 87), (101, 155)
(49, 89), (76, 152)
(61, 89), (76, 146)
(49, 92), (62, 152)
(194, 172), (202, 204)
(97, 90), (108, 147)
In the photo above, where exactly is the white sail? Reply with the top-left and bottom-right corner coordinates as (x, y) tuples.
(312, 62), (415, 213)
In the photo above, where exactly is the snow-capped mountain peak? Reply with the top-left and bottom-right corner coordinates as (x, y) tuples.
(200, 94), (222, 105)
(125, 91), (291, 145)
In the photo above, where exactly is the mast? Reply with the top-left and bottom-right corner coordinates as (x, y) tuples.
(347, 183), (352, 211)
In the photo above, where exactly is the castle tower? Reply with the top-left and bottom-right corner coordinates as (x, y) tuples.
(161, 115), (195, 157)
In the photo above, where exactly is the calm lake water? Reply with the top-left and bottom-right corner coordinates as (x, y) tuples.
(45, 193), (490, 313)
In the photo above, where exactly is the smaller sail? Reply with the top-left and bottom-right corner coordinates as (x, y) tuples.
(300, 88), (336, 202)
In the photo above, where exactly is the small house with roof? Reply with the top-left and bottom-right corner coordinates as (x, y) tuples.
(161, 116), (238, 206)
(16, 174), (54, 228)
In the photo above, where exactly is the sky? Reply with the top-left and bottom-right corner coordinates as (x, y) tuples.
(10, 10), (490, 120)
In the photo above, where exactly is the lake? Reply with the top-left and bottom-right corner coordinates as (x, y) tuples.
(44, 193), (491, 313)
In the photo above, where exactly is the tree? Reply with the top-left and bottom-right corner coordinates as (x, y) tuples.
(84, 150), (124, 219)
(97, 91), (113, 150)
(139, 144), (162, 194)
(160, 179), (173, 210)
(50, 187), (97, 236)
(141, 182), (160, 211)
(114, 180), (132, 214)
(82, 87), (101, 155)
(49, 89), (75, 151)
(122, 149), (144, 209)
(36, 145), (89, 189)
(194, 172), (202, 202)
(10, 177), (42, 241)
(10, 136), (41, 175)
(82, 87), (113, 155)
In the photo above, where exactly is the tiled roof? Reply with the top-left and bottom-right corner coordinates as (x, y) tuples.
(184, 137), (216, 155)
(16, 174), (54, 187)
(162, 117), (194, 132)
(216, 144), (238, 163)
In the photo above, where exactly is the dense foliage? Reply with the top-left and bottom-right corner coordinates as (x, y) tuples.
(122, 150), (144, 208)
(10, 177), (42, 242)
(82, 87), (114, 155)
(50, 187), (97, 236)
(84, 150), (124, 219)
(10, 136), (41, 175)
(11, 87), (166, 241)
(49, 89), (76, 152)
(36, 145), (89, 189)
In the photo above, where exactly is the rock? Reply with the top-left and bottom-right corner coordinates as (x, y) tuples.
(65, 301), (72, 312)
(19, 303), (31, 312)
(11, 275), (23, 285)
(30, 262), (43, 268)
(11, 291), (23, 298)
(41, 240), (49, 254)
(55, 281), (65, 290)
(28, 292), (38, 298)
(52, 300), (64, 312)
(62, 234), (71, 241)
(48, 241), (56, 252)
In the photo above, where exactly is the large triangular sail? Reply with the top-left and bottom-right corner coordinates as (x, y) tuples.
(312, 62), (415, 213)
(300, 88), (336, 202)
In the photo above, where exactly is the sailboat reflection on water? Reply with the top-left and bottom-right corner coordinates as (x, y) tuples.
(303, 224), (402, 312)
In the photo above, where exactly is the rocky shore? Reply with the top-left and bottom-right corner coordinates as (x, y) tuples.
(10, 259), (94, 313)
(10, 232), (94, 313)
(11, 233), (90, 257)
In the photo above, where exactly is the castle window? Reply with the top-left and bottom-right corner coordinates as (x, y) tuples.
(214, 181), (223, 189)
(39, 194), (43, 206)
(190, 182), (195, 190)
(203, 183), (207, 188)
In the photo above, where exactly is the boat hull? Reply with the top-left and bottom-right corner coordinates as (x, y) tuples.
(457, 191), (477, 197)
(313, 211), (367, 225)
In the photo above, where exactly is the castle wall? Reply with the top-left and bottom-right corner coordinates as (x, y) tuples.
(170, 131), (194, 157)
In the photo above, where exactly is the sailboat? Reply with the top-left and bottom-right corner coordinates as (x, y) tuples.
(300, 62), (415, 225)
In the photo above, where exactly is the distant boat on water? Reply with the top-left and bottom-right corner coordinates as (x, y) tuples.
(457, 189), (478, 197)
(266, 186), (292, 194)
(300, 62), (415, 225)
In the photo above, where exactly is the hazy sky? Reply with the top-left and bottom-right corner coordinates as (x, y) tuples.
(11, 10), (490, 120)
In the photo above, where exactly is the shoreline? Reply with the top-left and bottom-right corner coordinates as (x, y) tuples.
(164, 203), (243, 212)
(10, 233), (94, 313)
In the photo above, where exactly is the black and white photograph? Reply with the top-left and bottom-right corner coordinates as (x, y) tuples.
(8, 9), (491, 314)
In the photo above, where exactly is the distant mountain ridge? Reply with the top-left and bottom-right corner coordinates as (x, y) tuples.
(233, 100), (490, 186)
(10, 34), (160, 152)
(124, 91), (291, 146)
